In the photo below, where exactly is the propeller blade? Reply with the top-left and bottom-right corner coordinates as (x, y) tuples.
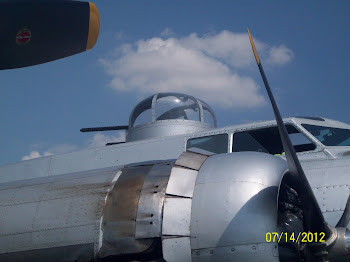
(80, 125), (129, 132)
(0, 0), (100, 70)
(336, 194), (350, 228)
(247, 29), (330, 237)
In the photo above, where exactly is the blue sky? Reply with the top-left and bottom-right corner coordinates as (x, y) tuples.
(1, 0), (349, 165)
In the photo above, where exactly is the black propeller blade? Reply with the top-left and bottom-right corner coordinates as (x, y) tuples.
(336, 194), (350, 228)
(247, 27), (331, 240)
(80, 125), (129, 132)
(0, 0), (100, 70)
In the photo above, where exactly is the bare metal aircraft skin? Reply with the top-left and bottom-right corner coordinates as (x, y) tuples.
(1, 93), (350, 262)
(1, 1), (350, 261)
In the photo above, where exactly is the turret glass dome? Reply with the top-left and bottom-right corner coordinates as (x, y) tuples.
(129, 93), (217, 128)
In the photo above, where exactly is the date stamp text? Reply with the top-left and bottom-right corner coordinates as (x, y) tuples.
(266, 232), (325, 243)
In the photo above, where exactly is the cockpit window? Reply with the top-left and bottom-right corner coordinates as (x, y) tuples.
(302, 124), (350, 146)
(187, 134), (228, 154)
(155, 94), (200, 121)
(232, 125), (316, 155)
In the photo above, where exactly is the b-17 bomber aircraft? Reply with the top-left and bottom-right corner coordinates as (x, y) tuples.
(1, 1), (350, 262)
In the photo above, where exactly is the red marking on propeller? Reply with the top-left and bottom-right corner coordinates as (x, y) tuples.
(16, 29), (31, 45)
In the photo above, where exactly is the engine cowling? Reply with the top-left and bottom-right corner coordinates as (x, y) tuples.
(161, 151), (288, 262)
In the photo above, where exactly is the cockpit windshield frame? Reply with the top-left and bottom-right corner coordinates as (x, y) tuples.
(301, 124), (350, 147)
(232, 123), (318, 155)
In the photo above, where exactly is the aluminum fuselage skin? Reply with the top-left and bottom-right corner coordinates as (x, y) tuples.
(1, 117), (349, 261)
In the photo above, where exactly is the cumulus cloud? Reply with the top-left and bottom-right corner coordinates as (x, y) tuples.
(21, 144), (78, 161)
(22, 151), (42, 160)
(88, 132), (126, 148)
(100, 30), (294, 108)
(43, 144), (78, 156)
(266, 45), (294, 65)
(180, 31), (258, 68)
(21, 133), (127, 161)
(160, 28), (174, 37)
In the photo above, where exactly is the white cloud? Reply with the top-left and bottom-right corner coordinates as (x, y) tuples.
(100, 30), (294, 109)
(21, 144), (78, 161)
(21, 133), (126, 161)
(22, 132), (125, 160)
(160, 28), (175, 37)
(266, 45), (294, 65)
(22, 151), (42, 160)
(180, 31), (258, 68)
(88, 132), (126, 149)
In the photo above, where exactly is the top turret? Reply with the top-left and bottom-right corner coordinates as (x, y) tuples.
(126, 93), (217, 142)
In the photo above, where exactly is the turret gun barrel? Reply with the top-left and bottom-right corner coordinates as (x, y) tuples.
(80, 125), (128, 132)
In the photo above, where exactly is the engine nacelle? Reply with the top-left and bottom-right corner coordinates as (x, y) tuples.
(161, 151), (288, 262)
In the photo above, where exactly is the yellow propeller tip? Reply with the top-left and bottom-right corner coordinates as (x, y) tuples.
(247, 28), (260, 65)
(86, 2), (100, 50)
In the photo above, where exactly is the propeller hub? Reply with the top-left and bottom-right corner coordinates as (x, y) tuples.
(325, 227), (350, 262)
